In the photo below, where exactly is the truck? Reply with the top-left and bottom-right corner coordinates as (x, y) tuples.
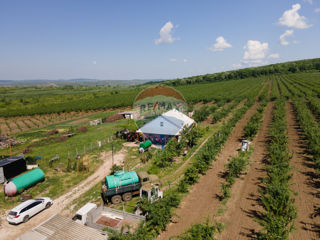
(101, 170), (162, 204)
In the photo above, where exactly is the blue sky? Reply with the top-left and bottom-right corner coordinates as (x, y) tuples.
(0, 0), (319, 80)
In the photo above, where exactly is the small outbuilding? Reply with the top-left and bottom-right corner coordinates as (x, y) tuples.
(137, 109), (195, 145)
(0, 156), (26, 184)
(18, 214), (107, 240)
(89, 119), (102, 126)
(119, 111), (139, 120)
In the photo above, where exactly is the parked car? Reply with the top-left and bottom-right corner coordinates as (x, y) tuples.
(7, 197), (53, 224)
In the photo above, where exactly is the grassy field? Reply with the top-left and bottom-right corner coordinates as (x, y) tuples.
(0, 110), (128, 210)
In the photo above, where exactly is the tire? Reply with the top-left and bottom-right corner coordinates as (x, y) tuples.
(111, 195), (122, 204)
(45, 202), (52, 209)
(122, 192), (132, 202)
(23, 215), (29, 223)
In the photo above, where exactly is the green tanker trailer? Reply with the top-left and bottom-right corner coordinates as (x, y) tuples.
(4, 168), (45, 196)
(139, 140), (152, 153)
(101, 170), (141, 204)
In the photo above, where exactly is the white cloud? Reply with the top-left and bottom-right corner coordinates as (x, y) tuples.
(243, 40), (269, 60)
(268, 53), (280, 59)
(280, 29), (294, 45)
(210, 36), (232, 51)
(315, 8), (320, 13)
(278, 4), (311, 29)
(155, 21), (178, 45)
(92, 61), (97, 65)
(170, 58), (188, 63)
(232, 63), (242, 69)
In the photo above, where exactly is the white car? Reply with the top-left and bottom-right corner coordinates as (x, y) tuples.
(7, 197), (53, 224)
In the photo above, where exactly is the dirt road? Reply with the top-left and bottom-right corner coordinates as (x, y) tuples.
(216, 102), (273, 240)
(157, 101), (259, 240)
(0, 149), (126, 240)
(286, 102), (320, 240)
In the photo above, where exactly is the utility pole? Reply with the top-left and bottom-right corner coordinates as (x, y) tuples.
(8, 131), (12, 156)
(112, 142), (114, 166)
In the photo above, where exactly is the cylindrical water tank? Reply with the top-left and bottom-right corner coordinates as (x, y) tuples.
(105, 171), (139, 189)
(4, 168), (45, 196)
(139, 140), (152, 150)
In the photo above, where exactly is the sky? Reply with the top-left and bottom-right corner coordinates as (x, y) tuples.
(0, 0), (320, 80)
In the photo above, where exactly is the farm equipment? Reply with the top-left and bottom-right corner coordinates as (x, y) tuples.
(241, 140), (250, 152)
(101, 170), (162, 204)
(138, 171), (163, 203)
(139, 140), (152, 153)
(101, 170), (141, 204)
(115, 129), (142, 142)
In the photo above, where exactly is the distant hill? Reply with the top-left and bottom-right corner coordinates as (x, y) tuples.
(0, 78), (166, 87)
(165, 58), (320, 86)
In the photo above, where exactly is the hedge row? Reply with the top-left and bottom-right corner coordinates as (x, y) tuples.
(258, 99), (296, 240)
(293, 98), (320, 172)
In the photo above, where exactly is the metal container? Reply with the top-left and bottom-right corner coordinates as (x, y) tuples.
(105, 171), (139, 189)
(4, 168), (45, 196)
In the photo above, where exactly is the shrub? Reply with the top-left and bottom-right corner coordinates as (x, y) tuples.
(78, 126), (88, 132)
(46, 129), (59, 136)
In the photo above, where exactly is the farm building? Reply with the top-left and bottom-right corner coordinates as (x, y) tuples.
(0, 156), (26, 184)
(137, 109), (195, 145)
(18, 214), (107, 240)
(119, 111), (139, 119)
(89, 118), (102, 126)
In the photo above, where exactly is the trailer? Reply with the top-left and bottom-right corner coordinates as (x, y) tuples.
(101, 171), (141, 204)
(101, 171), (162, 204)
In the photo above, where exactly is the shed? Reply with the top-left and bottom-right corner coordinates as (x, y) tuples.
(89, 119), (102, 126)
(18, 214), (107, 240)
(0, 156), (26, 184)
(137, 109), (195, 145)
(118, 111), (139, 120)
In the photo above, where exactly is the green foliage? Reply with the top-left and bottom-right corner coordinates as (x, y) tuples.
(153, 127), (202, 168)
(225, 152), (250, 185)
(293, 98), (320, 173)
(183, 126), (203, 148)
(243, 99), (267, 140)
(258, 99), (296, 240)
(175, 219), (223, 240)
(167, 58), (320, 86)
(193, 106), (210, 122)
(110, 164), (123, 175)
(137, 190), (181, 234)
(183, 166), (200, 185)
